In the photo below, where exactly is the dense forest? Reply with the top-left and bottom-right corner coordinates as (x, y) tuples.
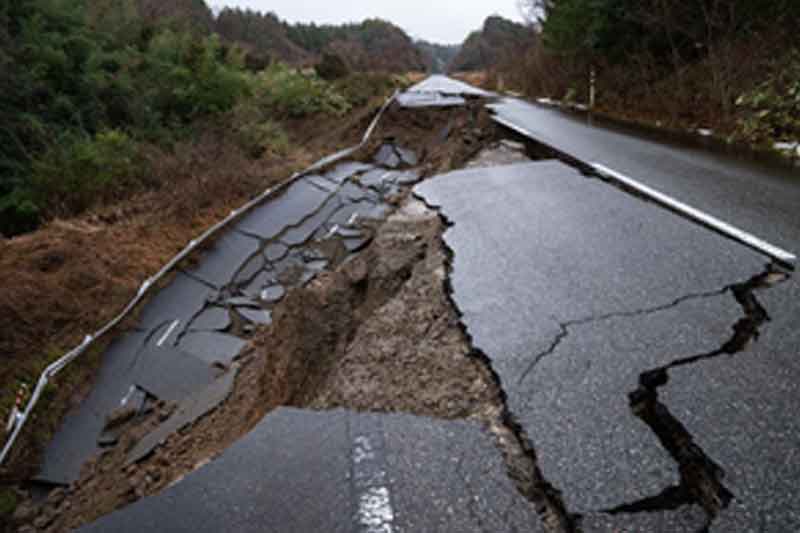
(215, 10), (427, 72)
(503, 0), (800, 144)
(448, 16), (532, 73)
(414, 41), (460, 74)
(0, 0), (424, 237)
(286, 18), (427, 72)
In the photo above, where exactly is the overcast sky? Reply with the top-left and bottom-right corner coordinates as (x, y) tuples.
(212, 0), (525, 44)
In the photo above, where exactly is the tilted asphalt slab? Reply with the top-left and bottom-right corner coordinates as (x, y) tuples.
(415, 159), (799, 530)
(36, 157), (415, 487)
(78, 408), (543, 533)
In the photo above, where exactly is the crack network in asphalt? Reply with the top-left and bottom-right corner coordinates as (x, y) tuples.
(417, 191), (578, 533)
(600, 265), (790, 531)
(517, 286), (738, 387)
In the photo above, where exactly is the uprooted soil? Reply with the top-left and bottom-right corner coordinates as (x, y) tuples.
(4, 100), (504, 530)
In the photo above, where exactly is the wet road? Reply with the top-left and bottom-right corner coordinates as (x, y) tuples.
(37, 153), (419, 486)
(414, 79), (800, 531)
(489, 97), (800, 252)
(36, 76), (800, 533)
(78, 409), (542, 533)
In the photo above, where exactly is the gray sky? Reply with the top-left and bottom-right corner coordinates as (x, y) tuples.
(212, 0), (525, 44)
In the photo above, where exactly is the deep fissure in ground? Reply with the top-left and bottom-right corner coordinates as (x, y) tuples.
(604, 265), (790, 531)
(14, 99), (791, 533)
(13, 101), (537, 532)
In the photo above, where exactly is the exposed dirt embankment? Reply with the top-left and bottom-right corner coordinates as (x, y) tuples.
(6, 101), (503, 531)
(0, 105), (377, 484)
(267, 202), (499, 419)
(18, 199), (502, 533)
(364, 100), (496, 176)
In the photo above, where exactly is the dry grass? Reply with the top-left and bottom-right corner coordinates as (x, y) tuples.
(0, 110), (370, 482)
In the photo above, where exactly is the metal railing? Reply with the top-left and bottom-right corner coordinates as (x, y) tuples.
(0, 90), (398, 466)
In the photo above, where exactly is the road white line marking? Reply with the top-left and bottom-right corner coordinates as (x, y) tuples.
(358, 487), (393, 533)
(492, 114), (538, 140)
(491, 113), (795, 267)
(592, 163), (796, 266)
(120, 385), (137, 406)
(353, 435), (394, 533)
(157, 319), (180, 347)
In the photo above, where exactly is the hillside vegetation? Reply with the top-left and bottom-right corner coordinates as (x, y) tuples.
(503, 0), (800, 146)
(0, 0), (417, 237)
(416, 40), (461, 74)
(213, 9), (428, 73)
(448, 16), (532, 72)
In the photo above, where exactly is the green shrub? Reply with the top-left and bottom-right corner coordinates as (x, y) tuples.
(231, 101), (290, 158)
(254, 63), (351, 118)
(735, 50), (800, 144)
(333, 72), (397, 107)
(29, 129), (144, 216)
(316, 52), (350, 81)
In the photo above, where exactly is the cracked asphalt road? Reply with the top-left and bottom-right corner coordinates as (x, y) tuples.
(415, 87), (800, 531)
(27, 77), (800, 533)
(77, 409), (543, 533)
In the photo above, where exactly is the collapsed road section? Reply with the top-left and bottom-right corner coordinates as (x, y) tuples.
(34, 153), (421, 488)
(12, 87), (560, 532)
(9, 76), (800, 533)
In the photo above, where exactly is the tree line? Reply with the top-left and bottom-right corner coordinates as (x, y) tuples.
(508, 0), (800, 142)
(0, 0), (374, 237)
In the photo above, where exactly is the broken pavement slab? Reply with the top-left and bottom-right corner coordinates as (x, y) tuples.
(237, 307), (272, 326)
(126, 365), (239, 465)
(133, 345), (217, 405)
(82, 409), (543, 533)
(374, 144), (402, 168)
(185, 231), (262, 288)
(280, 196), (343, 247)
(177, 331), (247, 366)
(259, 284), (286, 303)
(234, 178), (331, 240)
(372, 143), (417, 170)
(135, 272), (212, 332)
(321, 161), (374, 184)
(186, 307), (231, 332)
(36, 332), (150, 485)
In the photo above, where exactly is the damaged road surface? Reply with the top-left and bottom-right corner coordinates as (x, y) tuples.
(77, 409), (541, 533)
(415, 158), (798, 531)
(15, 76), (800, 533)
(36, 152), (421, 487)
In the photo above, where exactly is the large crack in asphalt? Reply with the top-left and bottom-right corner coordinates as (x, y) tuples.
(516, 280), (777, 387)
(598, 265), (791, 532)
(418, 193), (578, 533)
